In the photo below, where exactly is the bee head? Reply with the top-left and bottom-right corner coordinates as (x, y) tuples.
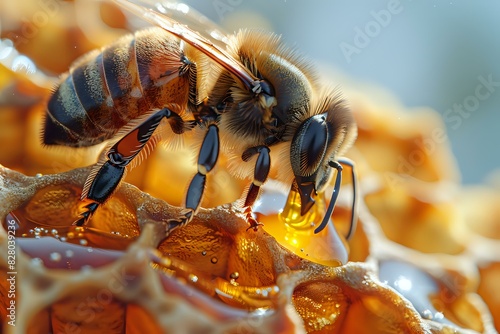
(289, 95), (356, 227)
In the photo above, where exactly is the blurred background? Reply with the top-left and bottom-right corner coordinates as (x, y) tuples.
(181, 0), (500, 185)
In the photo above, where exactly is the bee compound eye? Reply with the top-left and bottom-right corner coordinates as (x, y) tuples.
(291, 115), (328, 177)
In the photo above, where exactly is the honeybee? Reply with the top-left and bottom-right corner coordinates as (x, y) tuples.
(43, 0), (358, 237)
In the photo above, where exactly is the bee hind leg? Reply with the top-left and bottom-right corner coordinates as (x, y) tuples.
(74, 161), (126, 226)
(241, 146), (271, 231)
(167, 124), (220, 233)
(75, 107), (187, 226)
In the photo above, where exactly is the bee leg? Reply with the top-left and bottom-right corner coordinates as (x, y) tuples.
(75, 107), (186, 226)
(74, 157), (127, 226)
(313, 158), (358, 239)
(167, 124), (219, 232)
(337, 158), (358, 240)
(241, 146), (271, 231)
(74, 202), (100, 227)
(313, 162), (342, 234)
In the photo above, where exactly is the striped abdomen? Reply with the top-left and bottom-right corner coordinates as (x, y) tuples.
(43, 27), (194, 147)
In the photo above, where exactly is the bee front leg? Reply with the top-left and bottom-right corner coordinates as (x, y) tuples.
(241, 146), (271, 231)
(167, 124), (219, 232)
(75, 107), (186, 226)
(337, 158), (358, 240)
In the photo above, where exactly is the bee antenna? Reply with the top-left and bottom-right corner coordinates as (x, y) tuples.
(314, 159), (358, 239)
(337, 158), (358, 240)
(314, 161), (343, 234)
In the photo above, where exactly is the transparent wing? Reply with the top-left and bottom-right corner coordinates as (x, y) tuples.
(123, 0), (231, 46)
(113, 0), (258, 91)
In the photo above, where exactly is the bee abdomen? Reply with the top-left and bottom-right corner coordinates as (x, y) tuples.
(44, 28), (189, 147)
(44, 57), (111, 147)
(44, 36), (137, 147)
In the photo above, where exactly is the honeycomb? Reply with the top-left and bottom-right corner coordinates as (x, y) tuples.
(1, 1), (499, 333)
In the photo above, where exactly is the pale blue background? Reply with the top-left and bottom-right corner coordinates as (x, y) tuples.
(183, 0), (500, 185)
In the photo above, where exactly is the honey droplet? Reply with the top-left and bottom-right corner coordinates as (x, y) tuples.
(253, 184), (348, 267)
(31, 258), (43, 266)
(422, 309), (433, 320)
(50, 252), (61, 262)
(230, 272), (239, 280)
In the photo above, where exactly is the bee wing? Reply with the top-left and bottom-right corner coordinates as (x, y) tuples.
(113, 0), (258, 91)
(122, 0), (230, 46)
